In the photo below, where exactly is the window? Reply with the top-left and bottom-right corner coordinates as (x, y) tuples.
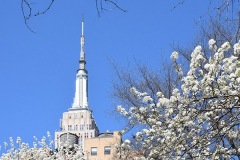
(91, 147), (97, 155)
(104, 146), (111, 155)
(75, 125), (78, 131)
(68, 125), (72, 131)
(80, 125), (84, 130)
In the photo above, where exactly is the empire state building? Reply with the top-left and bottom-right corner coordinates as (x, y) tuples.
(55, 20), (99, 149)
(54, 20), (121, 160)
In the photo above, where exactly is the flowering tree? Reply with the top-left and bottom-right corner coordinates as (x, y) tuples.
(117, 40), (240, 159)
(0, 132), (85, 160)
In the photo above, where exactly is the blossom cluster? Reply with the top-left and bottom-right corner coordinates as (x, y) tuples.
(118, 40), (240, 159)
(0, 132), (85, 160)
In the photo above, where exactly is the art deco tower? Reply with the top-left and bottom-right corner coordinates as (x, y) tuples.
(55, 20), (99, 149)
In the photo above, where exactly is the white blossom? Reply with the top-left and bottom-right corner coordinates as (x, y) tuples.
(209, 39), (216, 50)
(233, 41), (240, 56)
(170, 51), (178, 60)
(142, 95), (153, 103)
(221, 41), (231, 51)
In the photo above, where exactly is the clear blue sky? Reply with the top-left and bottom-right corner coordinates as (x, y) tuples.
(0, 0), (210, 149)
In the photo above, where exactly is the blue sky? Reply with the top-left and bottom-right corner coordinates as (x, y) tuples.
(0, 0), (210, 149)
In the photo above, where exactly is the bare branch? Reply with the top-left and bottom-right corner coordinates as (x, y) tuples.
(21, 0), (35, 33)
(171, 0), (186, 11)
(96, 0), (101, 17)
(105, 0), (127, 12)
(173, 0), (240, 23)
(21, 0), (55, 32)
(95, 0), (127, 16)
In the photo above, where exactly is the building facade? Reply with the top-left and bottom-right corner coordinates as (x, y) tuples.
(85, 131), (121, 160)
(55, 21), (121, 159)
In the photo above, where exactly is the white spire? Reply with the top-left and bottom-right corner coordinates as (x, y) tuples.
(71, 19), (88, 110)
(80, 19), (85, 70)
(82, 19), (84, 36)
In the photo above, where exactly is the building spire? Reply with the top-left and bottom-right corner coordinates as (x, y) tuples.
(70, 18), (89, 110)
(80, 18), (85, 70)
(82, 16), (84, 36)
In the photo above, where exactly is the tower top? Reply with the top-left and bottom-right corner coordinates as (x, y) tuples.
(79, 19), (86, 70)
(82, 16), (84, 35)
(71, 20), (88, 109)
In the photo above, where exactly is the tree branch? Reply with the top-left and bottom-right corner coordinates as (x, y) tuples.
(21, 0), (55, 32)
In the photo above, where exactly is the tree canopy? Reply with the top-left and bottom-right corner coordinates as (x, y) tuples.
(117, 40), (240, 159)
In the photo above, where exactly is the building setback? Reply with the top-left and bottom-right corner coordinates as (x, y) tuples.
(55, 20), (121, 160)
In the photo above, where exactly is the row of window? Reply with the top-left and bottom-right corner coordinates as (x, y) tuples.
(65, 124), (92, 131)
(79, 132), (93, 139)
(91, 146), (111, 155)
(68, 114), (84, 119)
